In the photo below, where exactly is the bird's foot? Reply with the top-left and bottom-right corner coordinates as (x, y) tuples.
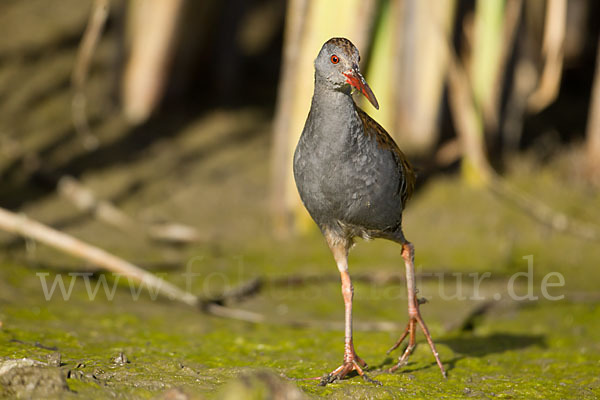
(387, 302), (446, 378)
(318, 352), (381, 386)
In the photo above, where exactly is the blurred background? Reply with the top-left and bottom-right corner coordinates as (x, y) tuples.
(1, 0), (600, 397)
(0, 0), (599, 243)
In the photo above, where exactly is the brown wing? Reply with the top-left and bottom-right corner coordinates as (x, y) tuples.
(356, 107), (416, 206)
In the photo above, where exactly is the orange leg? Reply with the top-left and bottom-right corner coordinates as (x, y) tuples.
(388, 242), (446, 377)
(319, 240), (380, 386)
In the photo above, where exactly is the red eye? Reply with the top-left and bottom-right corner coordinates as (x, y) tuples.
(330, 55), (339, 64)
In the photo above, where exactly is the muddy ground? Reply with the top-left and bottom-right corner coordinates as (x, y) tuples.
(2, 153), (600, 399)
(1, 1), (600, 399)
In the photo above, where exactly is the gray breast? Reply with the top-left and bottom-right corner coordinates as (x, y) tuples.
(293, 106), (403, 234)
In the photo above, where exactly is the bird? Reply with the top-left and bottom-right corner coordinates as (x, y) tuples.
(293, 37), (446, 385)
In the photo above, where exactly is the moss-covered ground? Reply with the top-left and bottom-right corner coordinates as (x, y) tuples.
(2, 153), (600, 398)
(1, 1), (599, 398)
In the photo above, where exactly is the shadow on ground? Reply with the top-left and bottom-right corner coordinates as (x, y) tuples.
(439, 332), (546, 357)
(374, 331), (546, 376)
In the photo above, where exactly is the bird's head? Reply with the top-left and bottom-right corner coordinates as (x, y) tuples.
(314, 37), (379, 110)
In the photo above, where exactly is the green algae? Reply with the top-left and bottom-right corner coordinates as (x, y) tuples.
(0, 142), (600, 399)
(1, 0), (598, 397)
(1, 271), (599, 399)
(2, 163), (600, 399)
